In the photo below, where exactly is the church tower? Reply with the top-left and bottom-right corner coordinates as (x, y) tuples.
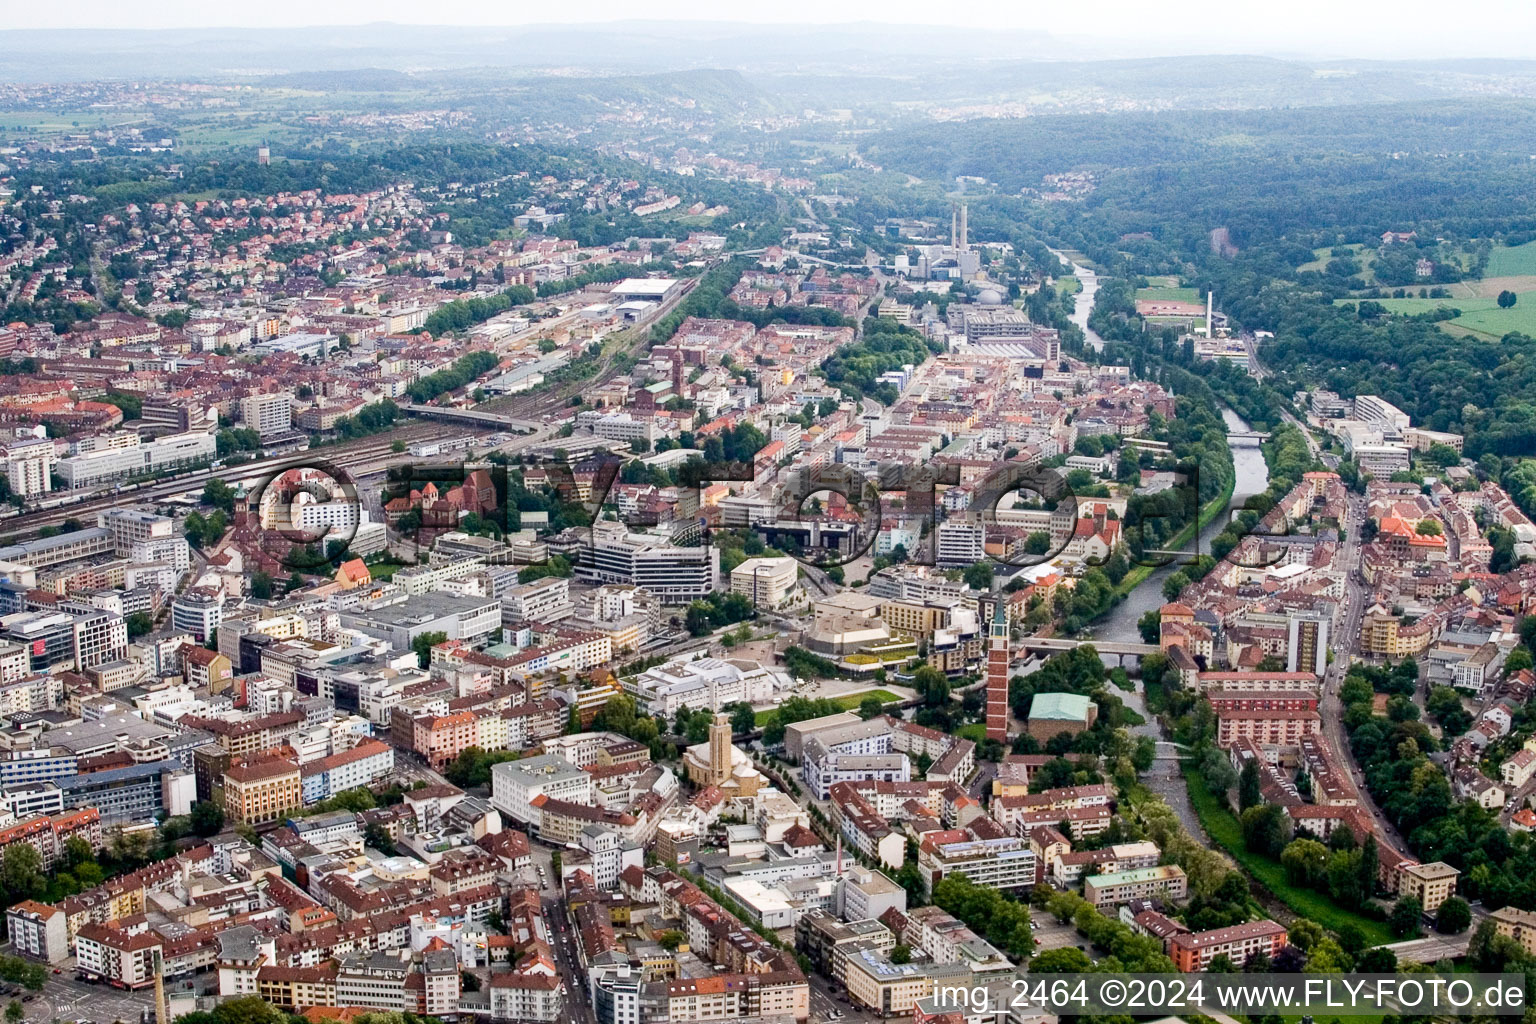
(709, 712), (731, 783)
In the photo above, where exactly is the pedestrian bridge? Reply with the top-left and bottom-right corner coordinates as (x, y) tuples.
(1228, 431), (1271, 446)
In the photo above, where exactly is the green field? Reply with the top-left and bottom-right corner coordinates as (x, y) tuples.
(1337, 294), (1536, 339)
(1136, 286), (1199, 302)
(1300, 242), (1378, 283)
(754, 688), (903, 725)
(1486, 240), (1536, 277)
(1182, 761), (1395, 946)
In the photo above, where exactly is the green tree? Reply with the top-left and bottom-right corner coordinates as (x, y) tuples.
(962, 561), (995, 591)
(729, 702), (757, 736)
(1238, 758), (1262, 811)
(249, 570), (273, 600)
(1, 844), (44, 903)
(190, 800), (225, 837)
(125, 612), (153, 637)
(1389, 895), (1423, 938)
(858, 695), (886, 720)
(890, 944), (911, 964)
(5, 1001), (20, 1024)
(1199, 746), (1237, 799)
(1435, 895), (1471, 934)
(412, 630), (448, 668)
(364, 823), (396, 853)
(1498, 289), (1518, 309)
(1137, 609), (1162, 645)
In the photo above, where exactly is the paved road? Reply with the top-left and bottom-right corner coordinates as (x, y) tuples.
(1320, 490), (1410, 853)
(26, 972), (155, 1024)
(545, 892), (597, 1024)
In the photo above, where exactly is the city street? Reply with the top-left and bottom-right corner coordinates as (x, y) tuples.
(543, 893), (597, 1024)
(1320, 490), (1409, 852)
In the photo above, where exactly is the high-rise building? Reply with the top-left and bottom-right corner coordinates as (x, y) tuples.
(986, 598), (1009, 741)
(241, 392), (293, 437)
(2, 439), (56, 498)
(1286, 611), (1329, 676)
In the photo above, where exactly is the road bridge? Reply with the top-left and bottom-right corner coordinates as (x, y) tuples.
(400, 404), (540, 432)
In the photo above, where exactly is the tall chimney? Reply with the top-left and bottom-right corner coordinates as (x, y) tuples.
(960, 204), (968, 250)
(1206, 291), (1214, 335)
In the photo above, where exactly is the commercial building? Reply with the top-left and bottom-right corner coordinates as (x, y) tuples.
(56, 430), (217, 488)
(339, 593), (502, 650)
(574, 521), (719, 605)
(731, 556), (799, 609)
(171, 589), (223, 642)
(0, 609), (127, 672)
(501, 575), (574, 623)
(59, 761), (193, 823)
(490, 754), (593, 827)
(223, 758), (303, 825)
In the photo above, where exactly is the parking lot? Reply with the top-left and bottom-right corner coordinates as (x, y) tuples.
(1031, 916), (1084, 953)
(22, 971), (155, 1024)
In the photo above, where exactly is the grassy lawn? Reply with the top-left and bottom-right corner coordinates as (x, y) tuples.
(364, 561), (410, 580)
(1300, 242), (1377, 283)
(1136, 285), (1199, 302)
(755, 688), (903, 725)
(1335, 293), (1536, 339)
(1182, 761), (1395, 946)
(1487, 240), (1536, 277)
(957, 723), (987, 744)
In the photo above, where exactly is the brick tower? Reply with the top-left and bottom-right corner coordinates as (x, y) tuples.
(986, 596), (1010, 742)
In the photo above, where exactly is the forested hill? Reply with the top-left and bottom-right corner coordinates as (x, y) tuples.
(863, 99), (1536, 193)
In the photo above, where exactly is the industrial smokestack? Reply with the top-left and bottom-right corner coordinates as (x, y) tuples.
(1206, 291), (1213, 335)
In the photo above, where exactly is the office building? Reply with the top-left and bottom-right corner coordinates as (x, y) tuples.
(490, 754), (594, 827)
(575, 520), (718, 604)
(731, 556), (799, 609)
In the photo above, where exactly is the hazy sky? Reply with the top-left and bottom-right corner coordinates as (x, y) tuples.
(9, 0), (1536, 59)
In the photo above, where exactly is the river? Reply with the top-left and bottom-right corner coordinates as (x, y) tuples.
(1052, 250), (1106, 353)
(1039, 249), (1272, 640)
(1093, 409), (1270, 643)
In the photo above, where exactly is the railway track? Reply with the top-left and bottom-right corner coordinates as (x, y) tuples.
(0, 424), (459, 542)
(484, 272), (705, 421)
